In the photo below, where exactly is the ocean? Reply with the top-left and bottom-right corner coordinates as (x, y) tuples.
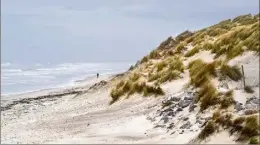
(1, 62), (132, 96)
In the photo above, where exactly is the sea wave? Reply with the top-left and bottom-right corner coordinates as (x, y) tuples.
(1, 62), (132, 95)
(1, 62), (12, 67)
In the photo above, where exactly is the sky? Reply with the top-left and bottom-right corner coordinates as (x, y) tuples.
(1, 0), (259, 64)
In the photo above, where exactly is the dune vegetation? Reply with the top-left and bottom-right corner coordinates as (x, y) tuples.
(110, 13), (259, 109)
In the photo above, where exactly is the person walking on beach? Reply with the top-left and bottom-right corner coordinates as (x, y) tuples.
(97, 73), (99, 78)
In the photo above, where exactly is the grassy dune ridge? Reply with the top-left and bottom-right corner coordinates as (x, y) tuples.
(109, 13), (259, 105)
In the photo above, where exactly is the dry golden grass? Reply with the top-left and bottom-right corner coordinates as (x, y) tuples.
(148, 56), (184, 84)
(220, 64), (242, 81)
(189, 59), (217, 88)
(175, 42), (187, 53)
(149, 50), (161, 59)
(207, 113), (260, 142)
(184, 46), (200, 57)
(198, 120), (217, 140)
(140, 56), (148, 63)
(156, 61), (167, 72)
(233, 116), (246, 126)
(199, 83), (219, 111)
(244, 86), (254, 93)
(212, 110), (221, 120)
(110, 76), (165, 104)
(244, 109), (258, 115)
(220, 90), (235, 109)
(241, 115), (260, 139)
(249, 137), (259, 144)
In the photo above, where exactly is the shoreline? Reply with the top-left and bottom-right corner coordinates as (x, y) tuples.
(1, 69), (125, 98)
(1, 73), (115, 99)
(1, 74), (114, 109)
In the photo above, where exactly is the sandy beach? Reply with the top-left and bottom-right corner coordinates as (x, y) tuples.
(1, 73), (173, 144)
(1, 50), (259, 144)
(1, 12), (260, 144)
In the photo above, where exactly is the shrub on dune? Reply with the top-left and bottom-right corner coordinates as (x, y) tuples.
(184, 46), (200, 57)
(220, 64), (242, 81)
(244, 86), (254, 93)
(198, 120), (217, 140)
(219, 90), (235, 109)
(241, 116), (259, 138)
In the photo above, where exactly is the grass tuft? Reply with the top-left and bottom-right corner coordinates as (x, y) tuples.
(241, 116), (259, 138)
(220, 64), (242, 81)
(198, 120), (216, 140)
(249, 137), (259, 144)
(156, 61), (167, 72)
(149, 50), (161, 59)
(220, 90), (235, 109)
(245, 86), (254, 93)
(198, 83), (219, 111)
(244, 110), (258, 116)
(184, 46), (200, 57)
(233, 116), (246, 126)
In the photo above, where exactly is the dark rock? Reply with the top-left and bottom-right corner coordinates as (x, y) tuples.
(171, 131), (176, 135)
(178, 100), (191, 108)
(235, 102), (244, 112)
(203, 117), (212, 121)
(184, 95), (193, 101)
(196, 119), (204, 125)
(246, 96), (259, 105)
(177, 108), (183, 112)
(218, 81), (229, 89)
(161, 116), (169, 123)
(167, 123), (175, 129)
(183, 117), (189, 121)
(167, 111), (176, 117)
(154, 124), (166, 128)
(180, 121), (192, 129)
(245, 96), (259, 110)
(169, 96), (181, 102)
(189, 104), (197, 112)
(169, 104), (177, 109)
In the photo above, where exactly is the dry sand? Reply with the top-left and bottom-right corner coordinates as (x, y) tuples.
(1, 74), (178, 144)
(1, 51), (259, 144)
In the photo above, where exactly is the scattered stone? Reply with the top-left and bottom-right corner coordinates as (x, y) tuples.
(161, 116), (169, 123)
(180, 121), (192, 129)
(196, 119), (203, 125)
(169, 96), (181, 102)
(177, 108), (183, 112)
(189, 104), (197, 112)
(146, 116), (156, 122)
(166, 111), (176, 117)
(154, 124), (166, 128)
(183, 117), (189, 121)
(245, 96), (259, 110)
(171, 131), (176, 135)
(218, 81), (229, 89)
(246, 96), (259, 105)
(167, 123), (175, 129)
(178, 100), (190, 108)
(184, 95), (193, 101)
(235, 102), (244, 112)
(203, 117), (212, 121)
